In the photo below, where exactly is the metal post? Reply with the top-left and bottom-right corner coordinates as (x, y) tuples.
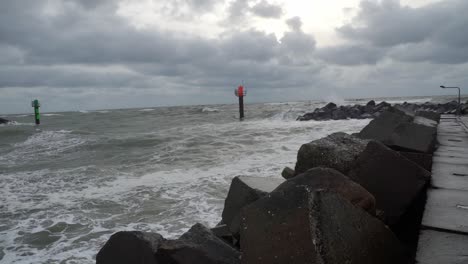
(239, 96), (244, 120)
(235, 85), (247, 120)
(32, 99), (40, 125)
(440, 86), (462, 116)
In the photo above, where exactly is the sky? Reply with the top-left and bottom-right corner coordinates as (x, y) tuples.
(1, 0), (467, 114)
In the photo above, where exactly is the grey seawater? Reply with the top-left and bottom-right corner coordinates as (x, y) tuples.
(0, 97), (433, 263)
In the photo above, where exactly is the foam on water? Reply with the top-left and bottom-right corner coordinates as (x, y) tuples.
(0, 103), (372, 263)
(201, 107), (220, 113)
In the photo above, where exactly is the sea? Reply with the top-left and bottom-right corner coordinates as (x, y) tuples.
(0, 96), (459, 263)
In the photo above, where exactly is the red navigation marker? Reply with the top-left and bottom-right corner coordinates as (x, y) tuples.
(234, 85), (247, 119)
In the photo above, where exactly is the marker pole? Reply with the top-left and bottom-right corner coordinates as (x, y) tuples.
(235, 85), (246, 120)
(239, 95), (244, 120)
(32, 99), (40, 125)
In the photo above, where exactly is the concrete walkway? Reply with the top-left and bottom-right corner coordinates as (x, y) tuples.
(416, 115), (468, 264)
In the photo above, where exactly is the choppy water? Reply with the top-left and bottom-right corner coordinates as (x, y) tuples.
(0, 96), (449, 263)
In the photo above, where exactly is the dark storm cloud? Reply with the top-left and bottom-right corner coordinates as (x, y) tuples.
(2, 0), (468, 114)
(323, 0), (468, 65)
(316, 45), (384, 66)
(250, 1), (283, 18)
(0, 0), (316, 93)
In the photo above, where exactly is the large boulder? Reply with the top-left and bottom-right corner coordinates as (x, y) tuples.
(359, 108), (437, 154)
(398, 151), (433, 172)
(280, 167), (295, 179)
(221, 176), (284, 236)
(274, 167), (376, 214)
(359, 108), (413, 142)
(0, 118), (10, 124)
(389, 121), (437, 153)
(415, 110), (440, 123)
(156, 223), (240, 264)
(240, 189), (408, 264)
(96, 231), (164, 264)
(294, 132), (369, 176)
(348, 141), (431, 225)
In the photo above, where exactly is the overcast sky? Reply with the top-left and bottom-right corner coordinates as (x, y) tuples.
(1, 0), (467, 113)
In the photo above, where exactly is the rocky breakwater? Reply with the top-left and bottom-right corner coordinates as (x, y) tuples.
(297, 100), (467, 121)
(97, 106), (438, 264)
(0, 117), (11, 124)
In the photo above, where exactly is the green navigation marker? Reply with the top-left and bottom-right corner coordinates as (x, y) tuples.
(31, 99), (41, 125)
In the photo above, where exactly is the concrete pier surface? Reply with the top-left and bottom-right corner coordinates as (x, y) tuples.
(417, 115), (468, 264)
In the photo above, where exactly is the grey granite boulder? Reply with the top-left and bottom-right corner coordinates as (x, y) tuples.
(359, 108), (437, 154)
(96, 231), (164, 264)
(156, 223), (240, 264)
(0, 118), (10, 124)
(275, 167), (376, 214)
(240, 189), (408, 264)
(221, 176), (284, 236)
(348, 141), (431, 225)
(294, 132), (369, 176)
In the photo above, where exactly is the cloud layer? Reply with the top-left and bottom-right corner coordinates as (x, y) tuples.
(1, 0), (468, 113)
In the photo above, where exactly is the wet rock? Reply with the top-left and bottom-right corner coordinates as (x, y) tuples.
(366, 100), (376, 107)
(0, 118), (10, 124)
(221, 176), (284, 236)
(240, 190), (408, 264)
(211, 224), (237, 248)
(294, 132), (369, 176)
(156, 223), (240, 264)
(359, 108), (437, 153)
(348, 141), (431, 225)
(390, 121), (437, 153)
(275, 167), (376, 214)
(359, 108), (413, 143)
(96, 231), (164, 264)
(415, 110), (440, 123)
(398, 151), (433, 172)
(331, 108), (348, 120)
(324, 102), (337, 110)
(280, 167), (295, 179)
(414, 116), (438, 127)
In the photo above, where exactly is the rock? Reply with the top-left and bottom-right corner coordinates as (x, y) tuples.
(314, 109), (333, 120)
(398, 151), (433, 172)
(331, 108), (348, 120)
(275, 167), (376, 214)
(347, 105), (362, 119)
(240, 190), (408, 264)
(156, 223), (240, 264)
(413, 116), (438, 127)
(348, 141), (431, 225)
(280, 167), (295, 179)
(415, 110), (440, 123)
(359, 108), (437, 154)
(324, 102), (337, 110)
(360, 113), (373, 119)
(294, 132), (369, 176)
(373, 101), (392, 112)
(221, 176), (284, 236)
(366, 100), (376, 107)
(359, 108), (413, 143)
(389, 121), (437, 153)
(0, 118), (10, 124)
(211, 224), (237, 247)
(96, 231), (164, 264)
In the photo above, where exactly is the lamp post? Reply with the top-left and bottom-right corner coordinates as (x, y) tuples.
(440, 85), (461, 115)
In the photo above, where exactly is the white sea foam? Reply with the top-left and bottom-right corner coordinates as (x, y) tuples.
(43, 113), (63, 117)
(201, 107), (219, 113)
(139, 108), (155, 112)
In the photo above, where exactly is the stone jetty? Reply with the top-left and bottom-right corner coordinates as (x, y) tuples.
(0, 117), (11, 124)
(97, 101), (466, 264)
